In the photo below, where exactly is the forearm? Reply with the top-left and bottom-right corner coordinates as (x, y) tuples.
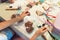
(30, 32), (40, 40)
(0, 15), (24, 30)
(30, 27), (47, 40)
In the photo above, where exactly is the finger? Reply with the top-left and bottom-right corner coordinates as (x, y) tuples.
(42, 27), (47, 31)
(39, 27), (47, 30)
(42, 28), (48, 33)
(22, 9), (29, 13)
(37, 27), (47, 33)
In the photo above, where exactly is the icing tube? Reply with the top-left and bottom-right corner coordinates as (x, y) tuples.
(46, 14), (56, 18)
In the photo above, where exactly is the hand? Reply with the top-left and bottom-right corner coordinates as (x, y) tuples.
(36, 27), (47, 36)
(20, 11), (30, 17)
(11, 10), (30, 19)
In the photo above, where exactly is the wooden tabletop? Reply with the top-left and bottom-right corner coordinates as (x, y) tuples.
(0, 3), (17, 20)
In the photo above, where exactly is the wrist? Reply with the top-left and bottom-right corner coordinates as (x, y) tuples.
(17, 15), (24, 21)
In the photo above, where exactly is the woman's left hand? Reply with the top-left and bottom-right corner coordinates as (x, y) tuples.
(36, 27), (48, 36)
